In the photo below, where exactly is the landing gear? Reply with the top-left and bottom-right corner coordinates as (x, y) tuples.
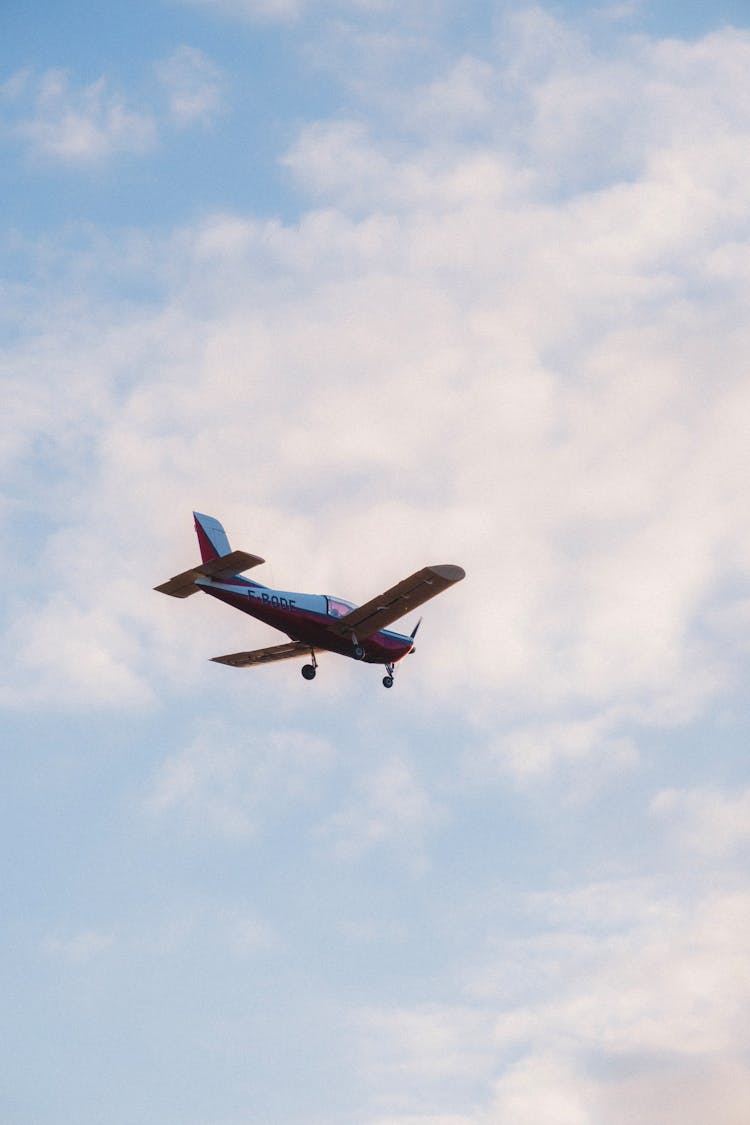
(382, 662), (395, 689)
(350, 633), (365, 660)
(301, 650), (318, 680)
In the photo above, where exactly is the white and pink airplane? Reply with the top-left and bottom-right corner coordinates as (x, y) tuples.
(156, 512), (465, 689)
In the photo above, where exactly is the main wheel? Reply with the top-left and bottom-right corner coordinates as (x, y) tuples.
(353, 645), (365, 660)
(382, 675), (394, 689)
(301, 664), (316, 680)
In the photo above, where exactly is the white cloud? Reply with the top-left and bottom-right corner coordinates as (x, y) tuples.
(11, 70), (156, 164)
(478, 714), (638, 788)
(652, 785), (750, 858)
(412, 56), (496, 131)
(155, 45), (226, 127)
(2, 595), (153, 709)
(3, 56), (228, 165)
(356, 883), (750, 1124)
(320, 757), (445, 866)
(146, 722), (335, 837)
(358, 1004), (497, 1098)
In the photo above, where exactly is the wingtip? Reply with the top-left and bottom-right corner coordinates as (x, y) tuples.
(429, 564), (466, 582)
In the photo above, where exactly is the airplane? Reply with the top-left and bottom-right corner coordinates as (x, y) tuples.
(155, 512), (465, 688)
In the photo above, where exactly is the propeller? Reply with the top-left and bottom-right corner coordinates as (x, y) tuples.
(410, 618), (422, 640)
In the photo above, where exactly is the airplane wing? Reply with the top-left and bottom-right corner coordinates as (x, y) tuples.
(328, 564), (465, 641)
(155, 550), (265, 598)
(210, 641), (310, 668)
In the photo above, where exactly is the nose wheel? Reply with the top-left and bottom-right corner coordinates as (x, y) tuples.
(382, 663), (395, 689)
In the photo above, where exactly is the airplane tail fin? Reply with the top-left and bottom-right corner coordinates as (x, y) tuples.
(194, 511), (232, 562)
(155, 514), (265, 598)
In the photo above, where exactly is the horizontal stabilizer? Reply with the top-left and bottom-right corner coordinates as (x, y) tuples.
(196, 549), (265, 578)
(329, 563), (465, 639)
(211, 641), (310, 668)
(155, 549), (265, 598)
(154, 570), (203, 598)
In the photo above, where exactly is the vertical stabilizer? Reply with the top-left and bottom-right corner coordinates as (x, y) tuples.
(193, 512), (231, 562)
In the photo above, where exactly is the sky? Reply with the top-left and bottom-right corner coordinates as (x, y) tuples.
(3, 1), (750, 1122)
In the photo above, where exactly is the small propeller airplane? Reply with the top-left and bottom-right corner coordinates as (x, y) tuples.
(155, 512), (465, 688)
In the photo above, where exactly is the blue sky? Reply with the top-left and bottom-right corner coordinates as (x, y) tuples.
(4, 3), (750, 1123)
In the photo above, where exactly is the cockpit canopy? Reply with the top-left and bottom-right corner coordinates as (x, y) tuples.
(327, 596), (355, 619)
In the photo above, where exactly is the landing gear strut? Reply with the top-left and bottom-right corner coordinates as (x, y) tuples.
(382, 663), (395, 689)
(301, 650), (318, 680)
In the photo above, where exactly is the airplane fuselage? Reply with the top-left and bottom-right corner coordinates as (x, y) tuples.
(197, 576), (415, 665)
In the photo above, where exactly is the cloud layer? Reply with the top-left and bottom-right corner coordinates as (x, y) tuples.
(5, 10), (750, 1123)
(356, 880), (750, 1124)
(5, 19), (750, 744)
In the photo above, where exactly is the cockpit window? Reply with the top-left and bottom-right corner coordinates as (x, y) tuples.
(327, 597), (354, 619)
